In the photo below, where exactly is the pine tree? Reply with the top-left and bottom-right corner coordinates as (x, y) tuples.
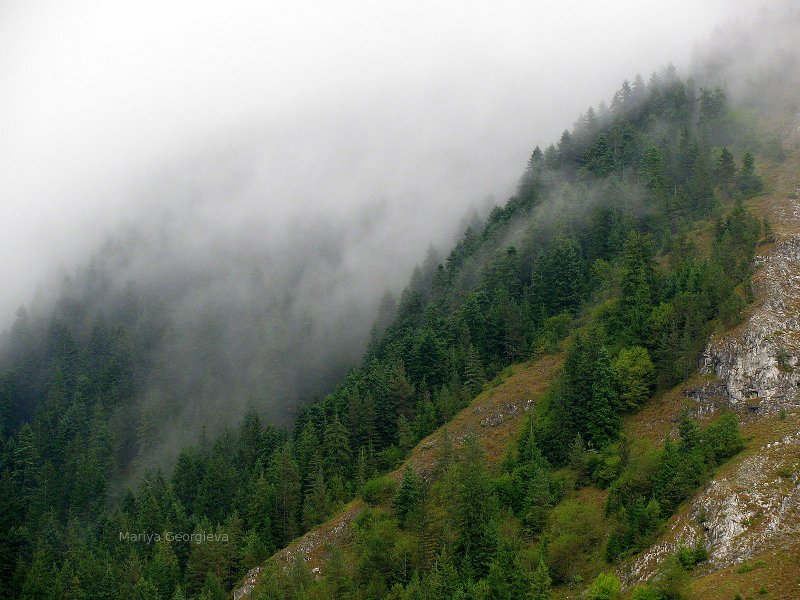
(612, 346), (655, 411)
(354, 445), (372, 492)
(324, 545), (353, 598)
(533, 235), (582, 316)
(200, 570), (227, 600)
(347, 391), (376, 459)
(133, 577), (160, 600)
(240, 529), (269, 568)
(323, 415), (351, 482)
(294, 421), (319, 493)
(528, 559), (553, 599)
(245, 471), (275, 546)
(185, 520), (220, 596)
(486, 541), (529, 600)
(454, 437), (498, 577)
(397, 414), (415, 453)
(146, 536), (179, 600)
(434, 428), (454, 480)
(587, 342), (621, 448)
(714, 148), (737, 193)
(583, 134), (615, 176)
(618, 232), (657, 346)
(394, 467), (425, 528)
(426, 547), (462, 600)
(413, 395), (437, 441)
(195, 451), (237, 524)
(737, 152), (763, 197)
(463, 344), (487, 396)
(302, 468), (330, 529)
(268, 443), (300, 546)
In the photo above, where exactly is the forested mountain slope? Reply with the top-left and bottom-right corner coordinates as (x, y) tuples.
(2, 34), (798, 597)
(621, 117), (800, 598)
(225, 71), (793, 599)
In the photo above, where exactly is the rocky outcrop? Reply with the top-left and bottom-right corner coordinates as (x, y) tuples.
(700, 235), (800, 412)
(624, 154), (800, 585)
(623, 431), (800, 583)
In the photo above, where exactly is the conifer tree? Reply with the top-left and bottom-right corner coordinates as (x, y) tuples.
(268, 443), (301, 546)
(396, 413), (415, 454)
(394, 467), (425, 528)
(587, 342), (621, 448)
(454, 437), (498, 576)
(714, 147), (737, 193)
(323, 415), (351, 482)
(463, 344), (487, 396)
(737, 152), (763, 197)
(413, 395), (437, 441)
(146, 536), (180, 600)
(528, 559), (553, 599)
(426, 547), (461, 600)
(302, 468), (330, 529)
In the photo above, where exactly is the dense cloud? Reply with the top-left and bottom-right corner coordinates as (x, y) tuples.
(0, 1), (791, 467)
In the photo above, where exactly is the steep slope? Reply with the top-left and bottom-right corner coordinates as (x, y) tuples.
(233, 354), (562, 599)
(235, 126), (800, 600)
(621, 128), (800, 590)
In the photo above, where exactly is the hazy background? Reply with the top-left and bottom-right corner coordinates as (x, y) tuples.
(0, 1), (790, 463)
(0, 1), (772, 320)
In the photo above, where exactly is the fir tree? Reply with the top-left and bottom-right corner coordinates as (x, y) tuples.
(268, 443), (301, 546)
(737, 152), (763, 197)
(302, 468), (330, 529)
(463, 344), (487, 396)
(394, 467), (425, 528)
(714, 147), (737, 193)
(528, 559), (553, 599)
(323, 415), (351, 482)
(454, 437), (498, 576)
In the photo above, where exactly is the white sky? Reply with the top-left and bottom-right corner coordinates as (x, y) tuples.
(0, 0), (769, 323)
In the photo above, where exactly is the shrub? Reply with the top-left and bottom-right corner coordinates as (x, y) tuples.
(676, 542), (707, 569)
(361, 476), (398, 506)
(736, 561), (753, 574)
(630, 585), (661, 600)
(701, 413), (744, 466)
(533, 312), (572, 355)
(719, 292), (746, 328)
(585, 572), (621, 600)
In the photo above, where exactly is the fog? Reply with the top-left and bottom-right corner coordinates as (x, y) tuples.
(0, 1), (789, 462)
(0, 1), (770, 317)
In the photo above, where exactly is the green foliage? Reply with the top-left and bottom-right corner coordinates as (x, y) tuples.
(737, 152), (763, 197)
(719, 292), (747, 328)
(537, 328), (620, 464)
(528, 559), (553, 599)
(606, 414), (743, 561)
(629, 585), (661, 600)
(531, 313), (572, 356)
(546, 499), (606, 584)
(362, 475), (398, 506)
(0, 67), (770, 599)
(453, 437), (499, 577)
(676, 542), (708, 570)
(393, 467), (425, 528)
(585, 572), (621, 600)
(612, 347), (655, 411)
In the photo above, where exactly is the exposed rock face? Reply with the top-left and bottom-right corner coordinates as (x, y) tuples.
(624, 160), (800, 585)
(700, 235), (800, 413)
(623, 431), (800, 583)
(233, 567), (263, 600)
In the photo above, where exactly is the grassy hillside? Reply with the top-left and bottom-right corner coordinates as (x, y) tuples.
(237, 111), (800, 600)
(0, 60), (791, 599)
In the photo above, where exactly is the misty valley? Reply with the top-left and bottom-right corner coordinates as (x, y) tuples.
(1, 3), (800, 600)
